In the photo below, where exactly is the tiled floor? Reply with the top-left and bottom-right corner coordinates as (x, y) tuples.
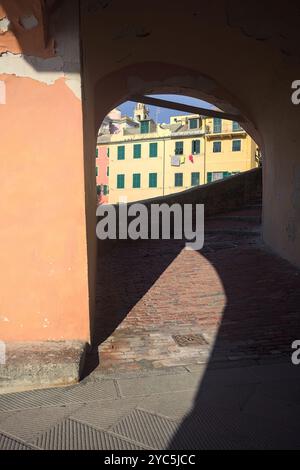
(1, 360), (300, 449)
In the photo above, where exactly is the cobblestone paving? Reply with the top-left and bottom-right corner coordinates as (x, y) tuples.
(85, 202), (300, 374)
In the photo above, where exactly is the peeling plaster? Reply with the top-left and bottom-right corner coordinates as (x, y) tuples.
(0, 3), (54, 58)
(0, 52), (81, 99)
(20, 14), (38, 31)
(0, 17), (10, 33)
(0, 1), (82, 99)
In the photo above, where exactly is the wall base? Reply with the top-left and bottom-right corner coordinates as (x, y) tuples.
(0, 341), (88, 395)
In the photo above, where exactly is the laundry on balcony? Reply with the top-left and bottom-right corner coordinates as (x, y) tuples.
(171, 155), (181, 166)
(189, 154), (194, 163)
(180, 156), (185, 164)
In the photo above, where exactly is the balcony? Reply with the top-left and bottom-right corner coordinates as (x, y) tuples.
(206, 123), (246, 139)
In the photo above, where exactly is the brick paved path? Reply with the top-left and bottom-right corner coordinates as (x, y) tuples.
(84, 201), (300, 375)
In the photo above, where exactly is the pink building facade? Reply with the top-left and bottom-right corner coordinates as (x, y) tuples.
(96, 144), (109, 204)
(95, 108), (123, 204)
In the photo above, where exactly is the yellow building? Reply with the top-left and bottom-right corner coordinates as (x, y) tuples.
(98, 105), (258, 204)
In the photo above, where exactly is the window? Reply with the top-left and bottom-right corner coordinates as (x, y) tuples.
(106, 166), (109, 176)
(175, 141), (184, 155)
(232, 121), (242, 131)
(96, 166), (98, 176)
(133, 144), (141, 158)
(140, 120), (149, 134)
(103, 185), (109, 195)
(149, 142), (158, 157)
(149, 173), (157, 188)
(207, 171), (231, 182)
(117, 145), (125, 160)
(192, 140), (200, 154)
(96, 185), (101, 195)
(189, 118), (198, 129)
(96, 148), (99, 158)
(213, 118), (222, 133)
(107, 148), (110, 158)
(117, 174), (125, 189)
(213, 141), (222, 153)
(175, 173), (183, 187)
(232, 140), (241, 152)
(132, 173), (141, 188)
(191, 172), (200, 186)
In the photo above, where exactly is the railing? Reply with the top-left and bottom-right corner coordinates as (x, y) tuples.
(206, 123), (245, 135)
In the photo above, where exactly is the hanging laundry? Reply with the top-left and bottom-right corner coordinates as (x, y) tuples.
(171, 155), (181, 166)
(180, 156), (185, 164)
(189, 154), (194, 163)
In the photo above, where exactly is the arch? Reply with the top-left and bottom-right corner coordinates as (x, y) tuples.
(93, 62), (263, 150)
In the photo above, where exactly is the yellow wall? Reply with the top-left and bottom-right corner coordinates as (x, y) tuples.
(101, 116), (257, 204)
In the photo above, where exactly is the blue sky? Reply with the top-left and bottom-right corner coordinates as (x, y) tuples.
(119, 94), (213, 124)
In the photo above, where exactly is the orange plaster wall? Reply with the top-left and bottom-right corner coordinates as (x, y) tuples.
(0, 1), (55, 58)
(0, 74), (90, 342)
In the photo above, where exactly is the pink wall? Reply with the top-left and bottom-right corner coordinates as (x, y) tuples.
(0, 74), (90, 342)
(96, 145), (109, 204)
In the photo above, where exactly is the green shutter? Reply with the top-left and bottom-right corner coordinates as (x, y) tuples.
(149, 173), (157, 188)
(96, 166), (98, 176)
(149, 142), (157, 157)
(96, 185), (101, 195)
(140, 121), (149, 134)
(106, 166), (109, 176)
(133, 173), (141, 188)
(133, 144), (141, 158)
(213, 118), (222, 133)
(117, 174), (125, 189)
(189, 118), (198, 129)
(207, 172), (212, 183)
(103, 185), (109, 195)
(96, 148), (99, 158)
(192, 140), (200, 154)
(232, 121), (242, 131)
(175, 173), (183, 187)
(213, 141), (221, 153)
(175, 141), (184, 155)
(107, 148), (110, 158)
(191, 172), (200, 186)
(232, 140), (241, 152)
(117, 145), (125, 160)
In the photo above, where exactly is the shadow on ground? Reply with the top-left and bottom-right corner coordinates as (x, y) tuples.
(82, 202), (300, 448)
